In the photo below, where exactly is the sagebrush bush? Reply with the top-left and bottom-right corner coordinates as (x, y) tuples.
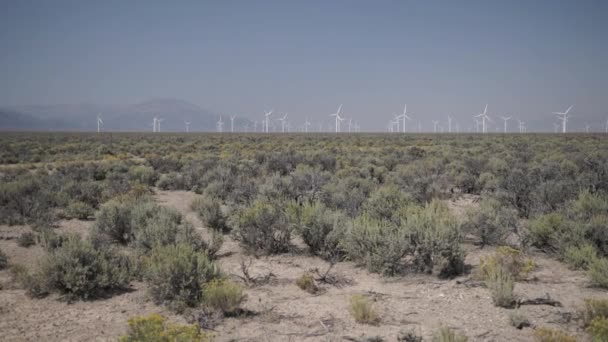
(527, 213), (576, 253)
(432, 327), (468, 342)
(156, 172), (187, 190)
(583, 298), (608, 325)
(64, 201), (94, 220)
(589, 258), (608, 289)
(295, 272), (318, 294)
(32, 236), (131, 299)
(588, 317), (608, 342)
(479, 247), (534, 281)
(202, 279), (245, 315)
(0, 248), (8, 270)
(191, 196), (229, 233)
(17, 232), (36, 248)
(231, 199), (291, 255)
(286, 201), (345, 259)
(509, 311), (531, 329)
(92, 197), (137, 244)
(464, 197), (518, 246)
(144, 243), (220, 312)
(563, 244), (598, 270)
(119, 314), (211, 342)
(484, 263), (516, 308)
(362, 185), (412, 222)
(350, 294), (380, 325)
(532, 327), (576, 342)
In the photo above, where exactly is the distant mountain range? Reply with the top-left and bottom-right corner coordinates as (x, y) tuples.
(0, 99), (251, 132)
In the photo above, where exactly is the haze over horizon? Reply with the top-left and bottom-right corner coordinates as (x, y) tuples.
(1, 0), (607, 131)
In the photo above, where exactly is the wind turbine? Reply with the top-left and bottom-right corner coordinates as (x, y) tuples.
(552, 105), (573, 133)
(605, 117), (608, 134)
(217, 116), (224, 133)
(329, 104), (344, 133)
(279, 113), (288, 133)
(264, 110), (273, 133)
(396, 104), (412, 133)
(499, 116), (511, 133)
(230, 115), (236, 133)
(157, 118), (164, 132)
(96, 114), (103, 133)
(515, 118), (525, 133)
(585, 123), (590, 133)
(152, 117), (158, 132)
(304, 118), (311, 133)
(184, 121), (191, 133)
(432, 120), (439, 133)
(475, 104), (491, 133)
(447, 114), (453, 133)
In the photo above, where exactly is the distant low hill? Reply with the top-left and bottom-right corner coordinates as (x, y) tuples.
(0, 99), (250, 132)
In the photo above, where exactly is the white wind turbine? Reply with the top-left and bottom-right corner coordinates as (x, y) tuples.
(304, 118), (311, 133)
(152, 117), (158, 132)
(552, 105), (573, 133)
(96, 114), (103, 133)
(279, 113), (288, 133)
(475, 104), (491, 133)
(264, 110), (273, 133)
(499, 116), (511, 133)
(184, 121), (191, 132)
(217, 116), (224, 133)
(585, 123), (590, 133)
(156, 118), (164, 132)
(230, 115), (236, 133)
(432, 120), (439, 133)
(515, 118), (525, 133)
(329, 105), (344, 133)
(447, 114), (453, 133)
(396, 104), (412, 133)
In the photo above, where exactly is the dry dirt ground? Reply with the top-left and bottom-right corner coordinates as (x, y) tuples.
(0, 190), (605, 341)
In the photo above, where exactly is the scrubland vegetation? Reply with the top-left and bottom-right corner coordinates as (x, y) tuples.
(0, 132), (607, 341)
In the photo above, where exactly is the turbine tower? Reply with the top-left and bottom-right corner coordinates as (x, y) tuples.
(97, 114), (103, 133)
(432, 120), (439, 133)
(499, 116), (511, 133)
(447, 114), (453, 133)
(153, 117), (158, 132)
(329, 104), (344, 133)
(184, 121), (191, 133)
(230, 115), (236, 133)
(475, 104), (491, 133)
(279, 113), (288, 133)
(552, 105), (573, 133)
(157, 118), (164, 132)
(217, 116), (224, 133)
(264, 110), (273, 133)
(396, 104), (412, 133)
(304, 118), (311, 133)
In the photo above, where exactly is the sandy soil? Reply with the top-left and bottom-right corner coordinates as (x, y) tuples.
(0, 190), (605, 341)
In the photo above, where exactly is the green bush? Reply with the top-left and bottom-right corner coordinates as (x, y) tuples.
(588, 317), (608, 342)
(362, 185), (412, 222)
(484, 263), (516, 308)
(0, 248), (8, 270)
(144, 243), (220, 312)
(156, 172), (187, 190)
(191, 196), (229, 233)
(119, 314), (211, 342)
(202, 279), (245, 315)
(33, 236), (131, 299)
(231, 199), (291, 255)
(128, 165), (158, 186)
(350, 294), (380, 325)
(286, 201), (346, 259)
(464, 197), (518, 246)
(563, 244), (598, 270)
(65, 201), (94, 220)
(509, 311), (531, 329)
(589, 257), (608, 289)
(478, 247), (534, 281)
(583, 298), (608, 325)
(432, 327), (468, 342)
(527, 213), (579, 253)
(295, 272), (319, 294)
(532, 327), (576, 342)
(17, 232), (36, 247)
(92, 197), (137, 244)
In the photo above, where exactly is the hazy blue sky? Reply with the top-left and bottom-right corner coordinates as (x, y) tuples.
(1, 0), (607, 130)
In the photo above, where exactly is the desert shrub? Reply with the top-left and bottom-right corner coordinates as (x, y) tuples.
(589, 257), (608, 289)
(587, 214), (608, 257)
(231, 199), (291, 255)
(341, 215), (410, 275)
(0, 176), (57, 226)
(156, 172), (187, 190)
(93, 197), (137, 244)
(588, 317), (608, 342)
(464, 197), (518, 246)
(128, 165), (158, 186)
(563, 244), (598, 270)
(286, 201), (346, 259)
(295, 272), (318, 294)
(119, 313), (211, 342)
(484, 263), (516, 308)
(144, 243), (220, 312)
(65, 201), (94, 220)
(33, 236), (131, 299)
(432, 327), (468, 342)
(583, 298), (608, 325)
(38, 230), (69, 252)
(509, 311), (531, 329)
(191, 196), (229, 233)
(570, 190), (608, 221)
(202, 279), (245, 315)
(406, 200), (465, 278)
(350, 294), (380, 325)
(527, 213), (579, 253)
(479, 247), (534, 281)
(532, 327), (576, 342)
(17, 232), (36, 247)
(0, 248), (7, 270)
(362, 185), (413, 222)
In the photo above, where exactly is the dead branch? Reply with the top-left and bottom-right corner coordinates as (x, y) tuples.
(517, 293), (563, 307)
(237, 258), (275, 287)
